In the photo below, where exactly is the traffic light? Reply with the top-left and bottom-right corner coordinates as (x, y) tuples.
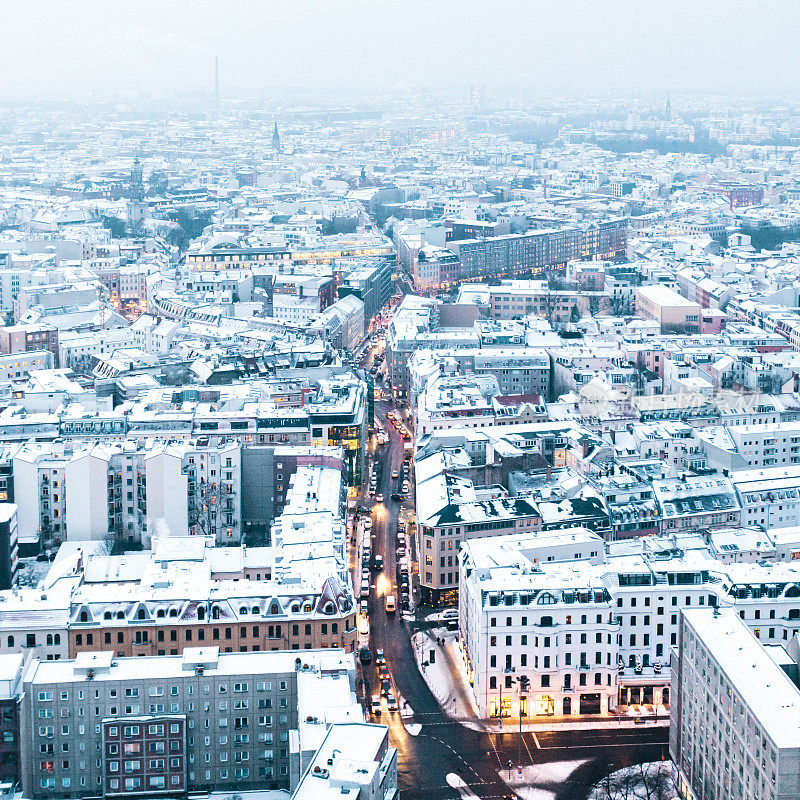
(519, 676), (529, 694)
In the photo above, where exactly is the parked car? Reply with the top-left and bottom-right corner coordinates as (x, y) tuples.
(359, 647), (372, 665)
(359, 599), (369, 616)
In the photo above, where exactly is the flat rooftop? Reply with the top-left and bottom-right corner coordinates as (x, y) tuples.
(683, 608), (800, 750)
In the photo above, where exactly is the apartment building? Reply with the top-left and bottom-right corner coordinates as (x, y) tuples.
(487, 281), (611, 324)
(0, 325), (59, 366)
(700, 421), (800, 472)
(731, 466), (800, 530)
(670, 608), (800, 800)
(0, 653), (25, 787)
(459, 528), (800, 720)
(635, 284), (701, 334)
(415, 457), (541, 606)
(19, 647), (365, 799)
(0, 351), (53, 383)
(448, 219), (627, 282)
(12, 440), (242, 547)
(651, 475), (741, 533)
(0, 457), (354, 663)
(407, 346), (551, 401)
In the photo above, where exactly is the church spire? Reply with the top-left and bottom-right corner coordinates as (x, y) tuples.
(271, 121), (281, 154)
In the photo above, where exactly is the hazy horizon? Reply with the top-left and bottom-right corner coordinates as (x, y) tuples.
(1, 0), (799, 99)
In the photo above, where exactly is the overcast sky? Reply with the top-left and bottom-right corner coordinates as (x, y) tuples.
(2, 0), (799, 98)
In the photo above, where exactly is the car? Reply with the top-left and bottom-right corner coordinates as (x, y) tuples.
(402, 482), (410, 493)
(375, 649), (385, 665)
(373, 554), (384, 571)
(396, 546), (406, 557)
(378, 664), (389, 680)
(376, 493), (384, 503)
(441, 609), (459, 620)
(385, 595), (396, 613)
(371, 695), (382, 715)
(386, 691), (399, 711)
(359, 647), (372, 665)
(380, 678), (391, 696)
(634, 716), (646, 725)
(364, 519), (372, 530)
(360, 579), (370, 595)
(359, 600), (369, 615)
(391, 492), (404, 502)
(401, 595), (410, 610)
(391, 470), (399, 479)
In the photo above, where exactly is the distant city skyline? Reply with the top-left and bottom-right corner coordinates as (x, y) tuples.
(1, 0), (800, 97)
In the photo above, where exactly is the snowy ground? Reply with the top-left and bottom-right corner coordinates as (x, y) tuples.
(496, 760), (589, 800)
(587, 761), (678, 799)
(411, 628), (481, 723)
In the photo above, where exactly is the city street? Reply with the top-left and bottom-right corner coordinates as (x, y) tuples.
(356, 379), (668, 800)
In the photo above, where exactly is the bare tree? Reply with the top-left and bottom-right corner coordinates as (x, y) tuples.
(592, 761), (678, 800)
(97, 531), (117, 557)
(610, 293), (634, 316)
(540, 285), (557, 328)
(16, 563), (38, 588)
(636, 761), (677, 800)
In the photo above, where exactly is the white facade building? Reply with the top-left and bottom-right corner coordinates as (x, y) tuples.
(459, 528), (800, 720)
(671, 608), (800, 800)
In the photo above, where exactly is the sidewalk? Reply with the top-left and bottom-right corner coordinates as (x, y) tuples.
(411, 628), (670, 733)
